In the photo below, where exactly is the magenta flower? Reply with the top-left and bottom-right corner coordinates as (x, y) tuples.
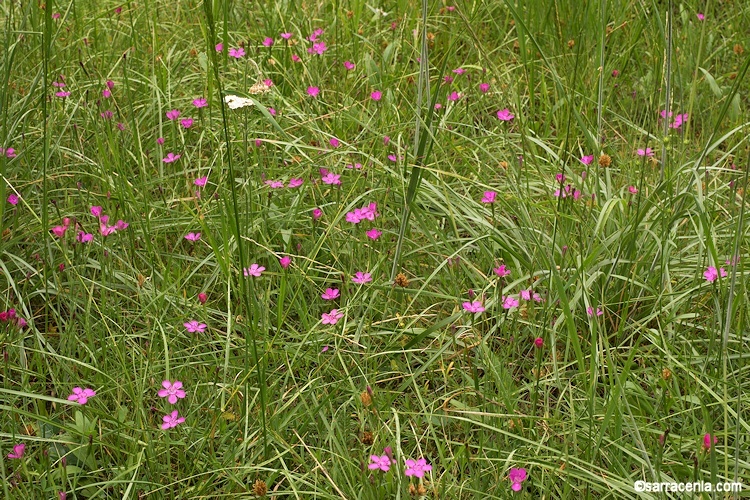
(329, 137), (340, 148)
(637, 148), (654, 157)
(307, 86), (320, 97)
(106, 80), (115, 89)
(292, 54), (301, 62)
(156, 137), (165, 145)
(404, 458), (432, 478)
(462, 301), (485, 313)
(704, 266), (727, 282)
(244, 264), (265, 277)
(321, 172), (341, 185)
(262, 37), (274, 47)
(55, 91), (70, 98)
(265, 180), (284, 189)
(502, 296), (519, 309)
(115, 220), (129, 230)
(443, 75), (454, 84)
(321, 309), (344, 325)
(162, 152), (181, 163)
(309, 41), (327, 55)
(158, 380), (186, 404)
(100, 110), (113, 119)
(51, 225), (67, 238)
(184, 320), (207, 333)
(288, 178), (304, 188)
(7, 194), (19, 206)
(481, 191), (497, 204)
(508, 467), (527, 492)
(447, 91), (461, 102)
(279, 256), (292, 269)
(388, 154), (398, 162)
(368, 454), (392, 472)
(166, 109), (180, 120)
(228, 47), (245, 58)
(215, 43), (223, 52)
(586, 306), (604, 317)
(580, 155), (594, 165)
(493, 265), (511, 277)
(76, 232), (93, 243)
(194, 176), (208, 187)
(198, 292), (208, 304)
(628, 185), (638, 194)
(371, 90), (382, 101)
(161, 410), (185, 430)
(612, 69), (620, 77)
(343, 61), (355, 70)
(670, 113), (689, 129)
(352, 272), (372, 284)
(696, 13), (705, 20)
(366, 228), (382, 240)
(180, 118), (194, 129)
(479, 83), (490, 93)
(184, 232), (201, 242)
(496, 108), (515, 121)
(312, 208), (323, 220)
(534, 337), (544, 349)
(321, 288), (340, 300)
(193, 98), (208, 108)
(520, 289), (532, 301)
(7, 443), (25, 460)
(67, 387), (96, 405)
(102, 88), (111, 98)
(703, 433), (717, 450)
(280, 32), (293, 39)
(453, 68), (465, 75)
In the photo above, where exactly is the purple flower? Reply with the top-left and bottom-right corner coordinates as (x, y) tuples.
(288, 178), (304, 188)
(193, 98), (208, 108)
(368, 454), (392, 472)
(76, 232), (93, 243)
(162, 152), (181, 163)
(184, 232), (201, 242)
(404, 458), (432, 478)
(166, 109), (180, 120)
(158, 380), (186, 404)
(180, 118), (194, 129)
(580, 155), (594, 165)
(184, 320), (207, 333)
(307, 86), (320, 97)
(493, 265), (510, 277)
(161, 410), (185, 430)
(321, 309), (344, 325)
(481, 191), (497, 203)
(462, 301), (485, 313)
(194, 176), (208, 187)
(67, 387), (96, 405)
(508, 467), (527, 492)
(371, 90), (382, 101)
(7, 194), (19, 206)
(479, 83), (490, 93)
(352, 272), (372, 284)
(497, 108), (515, 121)
(7, 443), (25, 460)
(312, 208), (323, 220)
(321, 288), (340, 300)
(279, 256), (292, 269)
(244, 264), (265, 277)
(265, 180), (284, 189)
(229, 47), (245, 58)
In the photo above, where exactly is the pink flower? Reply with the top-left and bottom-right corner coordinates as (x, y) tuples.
(321, 309), (344, 325)
(534, 337), (544, 349)
(308, 28), (324, 41)
(51, 225), (67, 238)
(508, 467), (527, 492)
(352, 272), (372, 284)
(371, 90), (382, 101)
(158, 380), (186, 404)
(67, 387), (96, 405)
(482, 191), (497, 203)
(157, 137), (165, 145)
(502, 296), (519, 309)
(670, 113), (689, 129)
(496, 108), (515, 121)
(383, 136), (390, 145)
(443, 76), (454, 84)
(404, 458), (432, 478)
(244, 264), (265, 277)
(611, 69), (620, 77)
(292, 54), (301, 62)
(162, 152), (181, 163)
(493, 265), (511, 277)
(194, 176), (208, 187)
(637, 148), (654, 157)
(91, 205), (104, 217)
(388, 154), (398, 162)
(628, 185), (638, 194)
(434, 103), (442, 110)
(265, 180), (284, 189)
(346, 163), (363, 170)
(180, 118), (194, 129)
(7, 194), (19, 206)
(161, 410), (185, 430)
(288, 178), (304, 188)
(280, 32), (293, 39)
(463, 301), (485, 313)
(704, 266), (719, 282)
(100, 110), (113, 119)
(268, 107), (276, 116)
(55, 91), (70, 98)
(7, 443), (25, 460)
(184, 320), (207, 333)
(193, 98), (208, 108)
(262, 37), (274, 47)
(184, 232), (201, 242)
(307, 86), (320, 97)
(329, 137), (340, 148)
(703, 433), (717, 450)
(697, 13), (705, 20)
(366, 228), (382, 240)
(343, 61), (355, 70)
(447, 91), (461, 101)
(321, 288), (340, 300)
(106, 80), (115, 89)
(586, 306), (603, 317)
(321, 172), (341, 185)
(115, 220), (128, 230)
(102, 88), (111, 98)
(215, 43), (223, 52)
(312, 208), (323, 220)
(228, 47), (245, 58)
(580, 155), (594, 165)
(520, 290), (532, 301)
(52, 12), (61, 19)
(76, 232), (93, 243)
(309, 41), (327, 55)
(198, 292), (208, 304)
(452, 68), (465, 75)
(368, 454), (392, 472)
(479, 83), (490, 93)
(166, 109), (180, 120)
(279, 256), (292, 269)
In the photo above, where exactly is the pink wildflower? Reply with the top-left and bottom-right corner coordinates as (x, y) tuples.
(321, 288), (340, 300)
(215, 43), (223, 52)
(184, 320), (207, 333)
(696, 13), (704, 20)
(312, 208), (323, 220)
(262, 37), (274, 47)
(198, 293), (208, 304)
(321, 309), (344, 325)
(288, 178), (304, 188)
(309, 41), (327, 55)
(158, 380), (186, 404)
(244, 264), (265, 277)
(161, 410), (185, 430)
(307, 86), (320, 97)
(279, 256), (292, 269)
(702, 433), (717, 450)
(166, 109), (180, 120)
(228, 47), (245, 58)
(67, 387), (96, 405)
(157, 137), (165, 145)
(508, 467), (527, 492)
(493, 265), (511, 277)
(502, 296), (519, 309)
(352, 272), (372, 284)
(580, 155), (594, 165)
(321, 173), (341, 185)
(368, 455), (392, 472)
(479, 83), (490, 93)
(162, 152), (181, 163)
(76, 232), (93, 243)
(482, 191), (497, 204)
(193, 98), (208, 108)
(194, 176), (208, 187)
(343, 61), (355, 70)
(7, 194), (19, 206)
(280, 32), (293, 39)
(371, 90), (382, 101)
(496, 108), (514, 121)
(462, 301), (485, 313)
(637, 148), (654, 157)
(180, 118), (194, 129)
(265, 180), (284, 189)
(184, 232), (201, 242)
(366, 228), (382, 240)
(404, 458), (432, 478)
(329, 137), (340, 148)
(7, 443), (25, 460)
(628, 185), (638, 194)
(534, 337), (544, 349)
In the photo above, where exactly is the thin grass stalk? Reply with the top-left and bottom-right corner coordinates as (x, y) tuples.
(202, 0), (268, 459)
(659, 0), (672, 181)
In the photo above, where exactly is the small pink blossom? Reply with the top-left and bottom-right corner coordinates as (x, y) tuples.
(312, 208), (323, 220)
(366, 228), (382, 240)
(158, 380), (186, 404)
(184, 320), (207, 333)
(156, 137), (165, 145)
(288, 178), (304, 188)
(244, 264), (265, 277)
(611, 69), (620, 77)
(352, 272), (372, 284)
(321, 309), (344, 325)
(7, 443), (25, 460)
(580, 155), (594, 165)
(7, 194), (19, 206)
(292, 54), (301, 62)
(307, 86), (320, 97)
(329, 137), (340, 148)
(586, 306), (603, 317)
(443, 76), (454, 84)
(479, 83), (490, 93)
(262, 37), (274, 47)
(452, 68), (465, 75)
(321, 172), (341, 185)
(493, 265), (510, 277)
(280, 32), (293, 40)
(77, 232), (93, 243)
(55, 91), (70, 98)
(496, 108), (514, 121)
(637, 148), (654, 157)
(100, 110), (113, 119)
(371, 90), (382, 101)
(193, 98), (208, 108)
(51, 225), (67, 238)
(215, 43), (223, 52)
(447, 91), (461, 102)
(279, 256), (292, 269)
(321, 288), (340, 300)
(534, 337), (544, 349)
(166, 109), (180, 120)
(67, 387), (96, 405)
(102, 88), (111, 98)
(194, 176), (208, 187)
(263, 79), (273, 88)
(502, 296), (519, 309)
(404, 458), (432, 478)
(161, 410), (185, 430)
(696, 13), (705, 20)
(265, 180), (284, 189)
(115, 220), (129, 230)
(309, 41), (327, 55)
(628, 185), (638, 194)
(343, 61), (355, 70)
(463, 301), (485, 313)
(198, 292), (208, 304)
(184, 232), (201, 242)
(228, 47), (245, 58)
(509, 467), (527, 492)
(368, 454), (392, 472)
(180, 118), (194, 129)
(703, 433), (717, 450)
(482, 191), (497, 204)
(162, 152), (181, 163)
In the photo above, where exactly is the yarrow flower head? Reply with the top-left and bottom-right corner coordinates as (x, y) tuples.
(404, 458), (432, 478)
(184, 320), (207, 333)
(462, 301), (485, 313)
(161, 410), (185, 430)
(158, 380), (186, 404)
(508, 467), (527, 492)
(321, 309), (344, 325)
(244, 264), (265, 277)
(68, 387), (96, 405)
(352, 271), (372, 284)
(368, 454), (392, 472)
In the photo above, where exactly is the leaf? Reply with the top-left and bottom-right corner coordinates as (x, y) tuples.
(698, 67), (722, 97)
